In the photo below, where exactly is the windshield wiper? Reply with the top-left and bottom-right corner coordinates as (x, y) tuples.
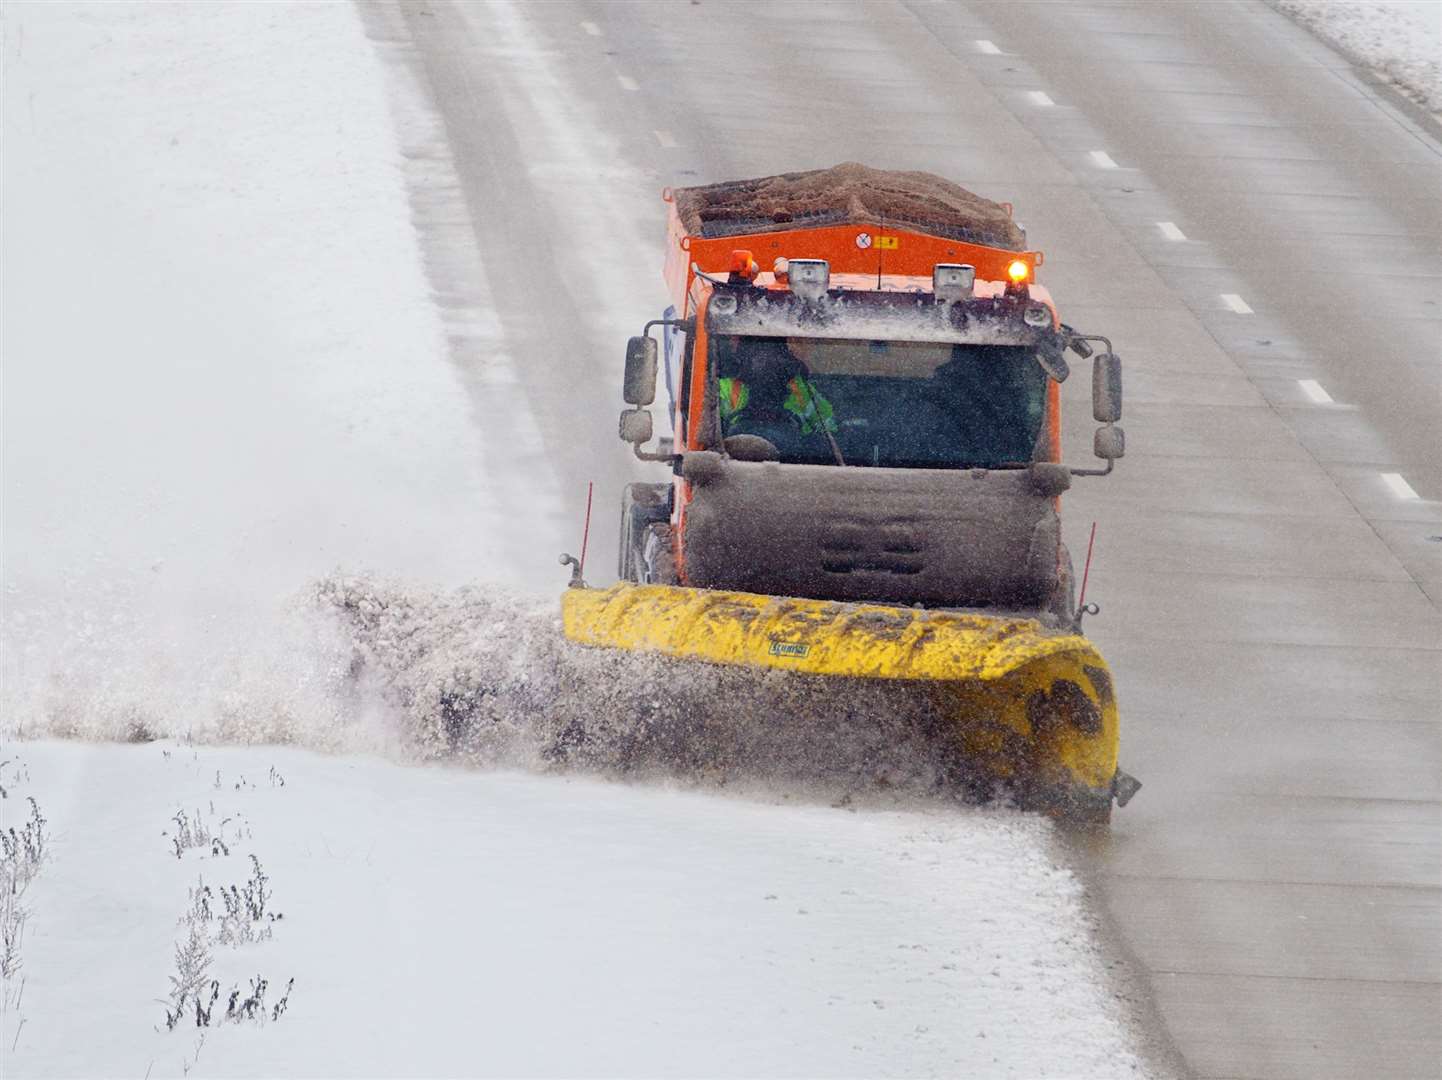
(794, 378), (845, 466)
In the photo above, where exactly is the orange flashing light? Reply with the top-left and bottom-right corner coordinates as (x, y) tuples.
(1007, 259), (1031, 284)
(729, 248), (759, 280)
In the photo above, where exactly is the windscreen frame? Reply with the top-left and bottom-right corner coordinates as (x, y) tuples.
(705, 331), (1052, 470)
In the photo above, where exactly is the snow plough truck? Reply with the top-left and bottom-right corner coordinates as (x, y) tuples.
(560, 164), (1140, 822)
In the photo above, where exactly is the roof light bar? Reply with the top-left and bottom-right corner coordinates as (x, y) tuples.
(788, 259), (830, 301)
(933, 263), (975, 301)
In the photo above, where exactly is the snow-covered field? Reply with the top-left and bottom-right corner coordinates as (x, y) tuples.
(2, 0), (538, 746)
(1273, 0), (1442, 113)
(1, 742), (1153, 1078)
(2, 2), (1157, 1075)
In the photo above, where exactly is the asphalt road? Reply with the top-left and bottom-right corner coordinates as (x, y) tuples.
(383, 2), (1441, 1076)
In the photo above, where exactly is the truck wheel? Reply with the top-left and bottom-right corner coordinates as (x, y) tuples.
(642, 523), (678, 586)
(619, 483), (672, 583)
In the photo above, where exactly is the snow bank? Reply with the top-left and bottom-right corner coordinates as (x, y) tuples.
(0, 570), (1060, 805)
(1271, 0), (1442, 113)
(1, 741), (1154, 1078)
(311, 574), (1031, 800)
(1, 0), (555, 742)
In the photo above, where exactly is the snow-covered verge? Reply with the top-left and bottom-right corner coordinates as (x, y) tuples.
(1, 0), (556, 746)
(1271, 0), (1442, 113)
(0, 742), (1152, 1078)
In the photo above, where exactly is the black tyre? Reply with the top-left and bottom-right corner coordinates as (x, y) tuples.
(619, 483), (671, 583)
(641, 523), (678, 585)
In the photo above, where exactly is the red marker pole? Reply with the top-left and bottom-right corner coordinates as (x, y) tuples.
(1077, 521), (1098, 608)
(578, 481), (594, 578)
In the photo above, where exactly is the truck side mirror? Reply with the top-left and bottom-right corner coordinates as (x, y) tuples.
(624, 336), (658, 406)
(1093, 353), (1122, 422)
(1094, 425), (1125, 461)
(619, 408), (653, 445)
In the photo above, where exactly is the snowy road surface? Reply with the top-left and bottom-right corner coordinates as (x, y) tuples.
(392, 1), (1441, 1077)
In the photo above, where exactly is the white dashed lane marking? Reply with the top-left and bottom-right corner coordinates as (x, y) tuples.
(1381, 472), (1421, 500)
(653, 130), (677, 148)
(580, 20), (601, 36)
(955, 36), (1429, 535)
(617, 74), (639, 91)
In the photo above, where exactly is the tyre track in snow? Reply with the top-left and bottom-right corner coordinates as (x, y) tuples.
(357, 3), (569, 580)
(367, 1), (673, 584)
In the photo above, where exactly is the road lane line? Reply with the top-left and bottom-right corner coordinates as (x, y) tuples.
(1157, 221), (1187, 241)
(580, 20), (601, 36)
(1221, 292), (1253, 314)
(653, 130), (677, 148)
(974, 40), (1002, 54)
(1297, 379), (1334, 404)
(1027, 90), (1055, 107)
(1381, 472), (1421, 500)
(617, 74), (639, 91)
(1089, 150), (1118, 169)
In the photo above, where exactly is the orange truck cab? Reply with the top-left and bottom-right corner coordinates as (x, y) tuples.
(615, 167), (1124, 622)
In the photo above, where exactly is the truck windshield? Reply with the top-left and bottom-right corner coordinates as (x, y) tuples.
(709, 334), (1046, 468)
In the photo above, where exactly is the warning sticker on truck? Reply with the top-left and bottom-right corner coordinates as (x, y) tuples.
(855, 233), (898, 250)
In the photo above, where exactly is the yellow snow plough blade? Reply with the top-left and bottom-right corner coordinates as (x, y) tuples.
(562, 583), (1122, 818)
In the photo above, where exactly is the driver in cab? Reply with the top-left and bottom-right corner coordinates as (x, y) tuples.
(717, 337), (837, 439)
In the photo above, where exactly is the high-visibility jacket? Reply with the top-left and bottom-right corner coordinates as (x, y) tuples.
(718, 376), (837, 436)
